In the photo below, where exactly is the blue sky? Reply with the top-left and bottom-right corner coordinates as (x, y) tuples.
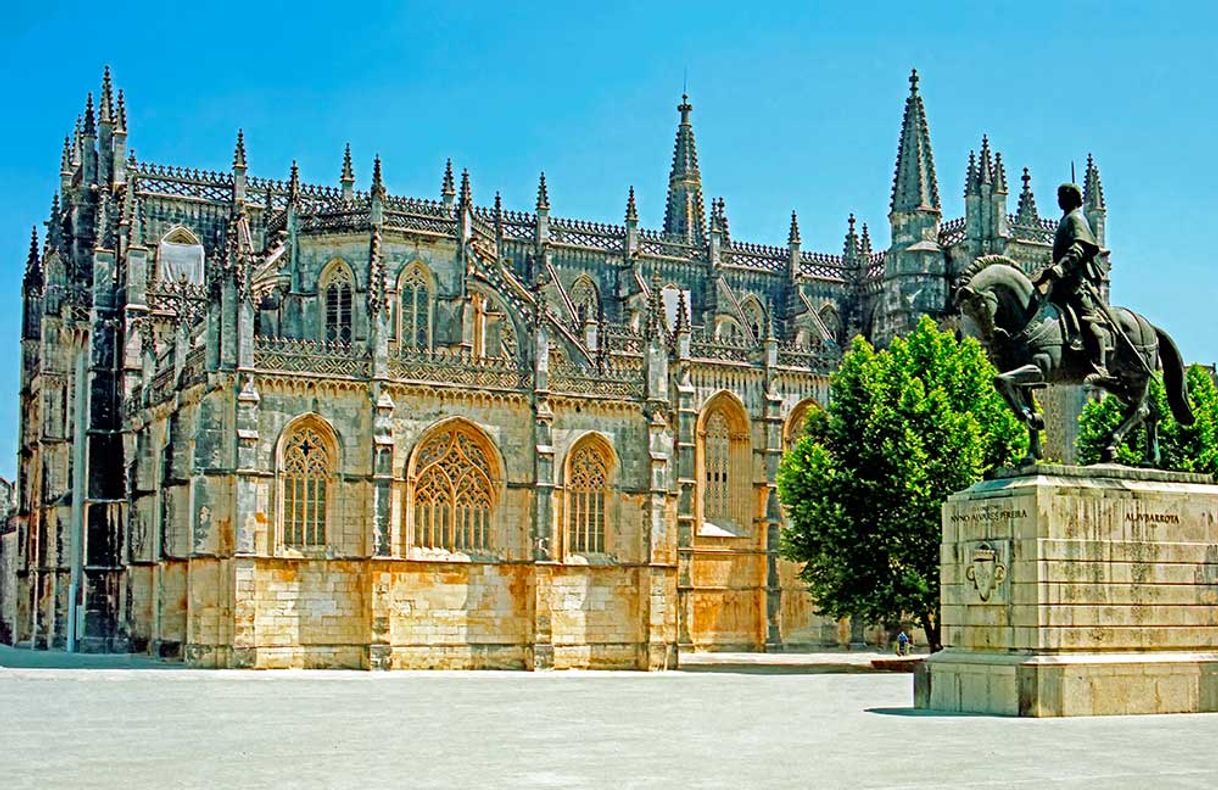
(2, 1), (1216, 479)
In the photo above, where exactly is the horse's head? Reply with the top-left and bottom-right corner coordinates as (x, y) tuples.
(953, 283), (999, 340)
(953, 255), (1037, 344)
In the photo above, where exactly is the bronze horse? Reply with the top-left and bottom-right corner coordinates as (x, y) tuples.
(953, 255), (1193, 465)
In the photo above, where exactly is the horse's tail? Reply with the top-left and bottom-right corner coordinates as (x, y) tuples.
(1155, 325), (1195, 426)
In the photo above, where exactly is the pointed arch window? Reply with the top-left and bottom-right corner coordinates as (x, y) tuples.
(819, 305), (843, 345)
(281, 424), (334, 549)
(399, 264), (432, 349)
(410, 424), (498, 552)
(704, 412), (733, 521)
(157, 227), (205, 284)
(566, 439), (612, 554)
(570, 277), (600, 324)
(698, 396), (751, 533)
(321, 264), (354, 344)
(783, 399), (821, 449)
(742, 298), (766, 342)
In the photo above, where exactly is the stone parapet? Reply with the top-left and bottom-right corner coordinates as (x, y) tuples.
(917, 463), (1218, 716)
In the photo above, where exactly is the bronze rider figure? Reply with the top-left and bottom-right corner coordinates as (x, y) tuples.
(1032, 182), (1114, 387)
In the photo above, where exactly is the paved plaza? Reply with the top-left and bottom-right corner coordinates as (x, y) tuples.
(2, 646), (1217, 789)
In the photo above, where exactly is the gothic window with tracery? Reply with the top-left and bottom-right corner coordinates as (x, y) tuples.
(157, 227), (205, 284)
(282, 425), (332, 548)
(819, 305), (843, 345)
(321, 264), (354, 343)
(704, 411), (733, 523)
(566, 440), (611, 554)
(570, 277), (600, 324)
(411, 424), (497, 552)
(399, 265), (431, 349)
(742, 298), (766, 342)
(699, 396), (750, 531)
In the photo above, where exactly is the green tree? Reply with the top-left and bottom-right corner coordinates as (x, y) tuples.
(777, 316), (1024, 650)
(1076, 365), (1218, 474)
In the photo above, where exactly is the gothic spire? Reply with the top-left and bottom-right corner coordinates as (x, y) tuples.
(889, 69), (940, 213)
(233, 129), (247, 170)
(663, 93), (706, 242)
(843, 213), (860, 257)
(860, 222), (872, 256)
(978, 135), (992, 186)
(674, 288), (690, 334)
(99, 66), (114, 125)
(441, 158), (456, 204)
(48, 192), (62, 252)
(60, 135), (72, 174)
(715, 197), (729, 241)
(993, 151), (1008, 193)
(1084, 153), (1105, 210)
(370, 155), (385, 199)
(787, 210), (801, 247)
(625, 185), (638, 224)
(72, 116), (83, 165)
(459, 168), (472, 207)
(964, 150), (978, 197)
(340, 143), (355, 201)
(116, 89), (127, 132)
(24, 226), (43, 292)
(82, 93), (96, 137)
(288, 160), (301, 202)
(536, 171), (550, 212)
(340, 143), (354, 182)
(1015, 167), (1040, 227)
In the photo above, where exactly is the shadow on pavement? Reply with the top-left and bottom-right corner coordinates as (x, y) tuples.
(679, 663), (883, 675)
(866, 706), (998, 718)
(0, 645), (175, 670)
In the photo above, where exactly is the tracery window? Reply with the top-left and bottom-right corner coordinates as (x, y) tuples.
(399, 264), (431, 349)
(282, 425), (333, 549)
(157, 227), (205, 284)
(703, 412), (733, 522)
(410, 423), (497, 552)
(566, 439), (611, 554)
(570, 277), (600, 324)
(820, 305), (843, 345)
(698, 395), (751, 532)
(742, 298), (766, 342)
(321, 264), (354, 344)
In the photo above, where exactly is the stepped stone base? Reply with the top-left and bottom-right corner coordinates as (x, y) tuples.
(915, 463), (1218, 717)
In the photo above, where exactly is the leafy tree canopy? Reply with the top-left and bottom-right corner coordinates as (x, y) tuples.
(777, 316), (1024, 649)
(1077, 365), (1218, 474)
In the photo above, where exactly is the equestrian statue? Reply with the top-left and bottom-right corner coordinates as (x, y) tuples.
(953, 182), (1193, 465)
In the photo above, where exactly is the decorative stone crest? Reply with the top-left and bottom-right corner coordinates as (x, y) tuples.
(965, 541), (1007, 602)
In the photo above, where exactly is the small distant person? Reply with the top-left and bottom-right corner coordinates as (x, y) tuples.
(897, 630), (910, 656)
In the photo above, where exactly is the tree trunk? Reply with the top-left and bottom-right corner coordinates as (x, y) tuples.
(921, 612), (942, 653)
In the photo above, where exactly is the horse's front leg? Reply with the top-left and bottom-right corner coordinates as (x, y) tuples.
(995, 364), (1047, 463)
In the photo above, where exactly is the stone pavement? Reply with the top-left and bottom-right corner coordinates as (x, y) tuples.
(1, 646), (1216, 789)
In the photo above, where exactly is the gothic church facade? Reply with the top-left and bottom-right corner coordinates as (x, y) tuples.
(5, 69), (1108, 668)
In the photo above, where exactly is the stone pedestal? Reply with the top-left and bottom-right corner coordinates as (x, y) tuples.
(915, 464), (1218, 716)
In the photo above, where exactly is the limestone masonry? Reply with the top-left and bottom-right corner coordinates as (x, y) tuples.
(918, 464), (1218, 716)
(3, 68), (1106, 668)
